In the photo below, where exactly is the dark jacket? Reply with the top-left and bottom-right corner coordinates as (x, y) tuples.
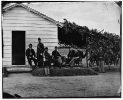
(52, 50), (61, 59)
(78, 51), (85, 58)
(26, 48), (35, 59)
(74, 51), (80, 57)
(44, 51), (51, 67)
(68, 50), (75, 58)
(44, 51), (51, 61)
(37, 42), (44, 58)
(98, 51), (105, 60)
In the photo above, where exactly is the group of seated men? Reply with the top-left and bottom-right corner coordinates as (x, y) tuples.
(67, 47), (86, 67)
(26, 38), (86, 69)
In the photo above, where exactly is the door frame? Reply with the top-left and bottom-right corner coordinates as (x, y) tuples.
(11, 31), (26, 66)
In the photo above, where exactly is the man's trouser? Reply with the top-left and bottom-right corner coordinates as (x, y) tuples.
(27, 57), (37, 66)
(99, 60), (105, 72)
(37, 55), (43, 68)
(44, 67), (50, 76)
(53, 57), (62, 68)
(69, 57), (78, 67)
(44, 61), (50, 76)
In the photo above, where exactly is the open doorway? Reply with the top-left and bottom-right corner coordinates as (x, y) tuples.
(12, 31), (25, 65)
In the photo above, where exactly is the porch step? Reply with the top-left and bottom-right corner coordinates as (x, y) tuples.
(7, 67), (32, 72)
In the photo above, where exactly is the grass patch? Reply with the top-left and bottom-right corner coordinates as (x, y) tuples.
(92, 65), (121, 72)
(31, 67), (98, 76)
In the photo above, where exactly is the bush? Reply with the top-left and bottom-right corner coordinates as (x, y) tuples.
(31, 67), (98, 76)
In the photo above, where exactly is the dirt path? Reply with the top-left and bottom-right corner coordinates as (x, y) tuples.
(3, 71), (121, 98)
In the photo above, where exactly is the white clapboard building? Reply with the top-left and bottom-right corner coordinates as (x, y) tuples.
(2, 3), (63, 67)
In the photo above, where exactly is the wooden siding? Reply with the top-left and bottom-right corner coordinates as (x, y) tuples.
(3, 23), (56, 28)
(2, 30), (12, 66)
(3, 54), (11, 57)
(2, 6), (58, 66)
(26, 38), (58, 42)
(3, 61), (11, 66)
(3, 27), (57, 31)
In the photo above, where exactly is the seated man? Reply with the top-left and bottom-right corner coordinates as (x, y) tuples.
(67, 47), (76, 63)
(59, 55), (67, 67)
(69, 49), (80, 67)
(52, 46), (62, 68)
(44, 47), (51, 76)
(75, 50), (85, 66)
(26, 44), (37, 67)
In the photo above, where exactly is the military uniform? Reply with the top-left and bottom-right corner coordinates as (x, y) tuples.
(98, 50), (105, 73)
(69, 51), (80, 67)
(44, 50), (51, 76)
(68, 50), (75, 60)
(44, 51), (51, 67)
(52, 50), (62, 68)
(37, 42), (44, 67)
(26, 48), (37, 66)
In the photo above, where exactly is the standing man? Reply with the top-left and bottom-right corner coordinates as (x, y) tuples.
(105, 48), (113, 69)
(26, 44), (37, 67)
(44, 47), (51, 76)
(98, 47), (105, 73)
(37, 38), (44, 68)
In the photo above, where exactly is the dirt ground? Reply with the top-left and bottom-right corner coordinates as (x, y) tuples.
(3, 67), (121, 98)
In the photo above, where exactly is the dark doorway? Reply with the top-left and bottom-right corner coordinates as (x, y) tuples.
(12, 31), (25, 65)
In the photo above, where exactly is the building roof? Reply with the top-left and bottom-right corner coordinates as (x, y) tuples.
(2, 3), (63, 28)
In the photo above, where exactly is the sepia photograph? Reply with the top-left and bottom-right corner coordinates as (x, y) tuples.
(2, 1), (121, 98)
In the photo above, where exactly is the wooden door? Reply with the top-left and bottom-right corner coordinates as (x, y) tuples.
(12, 31), (25, 65)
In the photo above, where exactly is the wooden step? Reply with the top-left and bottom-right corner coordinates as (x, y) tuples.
(6, 67), (32, 72)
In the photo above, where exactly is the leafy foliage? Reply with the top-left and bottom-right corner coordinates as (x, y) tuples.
(58, 19), (121, 55)
(58, 19), (88, 48)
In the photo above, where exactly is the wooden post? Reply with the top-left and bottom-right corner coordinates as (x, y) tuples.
(86, 53), (88, 67)
(86, 36), (88, 68)
(69, 45), (70, 52)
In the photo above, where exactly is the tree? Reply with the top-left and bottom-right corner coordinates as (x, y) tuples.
(58, 19), (121, 58)
(58, 19), (88, 48)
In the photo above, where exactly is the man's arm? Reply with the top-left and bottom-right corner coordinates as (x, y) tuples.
(42, 43), (44, 53)
(73, 50), (76, 57)
(37, 44), (41, 50)
(52, 51), (55, 59)
(52, 51), (55, 56)
(26, 49), (30, 59)
(48, 52), (51, 60)
(33, 49), (36, 57)
(39, 43), (44, 54)
(68, 51), (70, 58)
(58, 51), (61, 57)
(26, 49), (28, 57)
